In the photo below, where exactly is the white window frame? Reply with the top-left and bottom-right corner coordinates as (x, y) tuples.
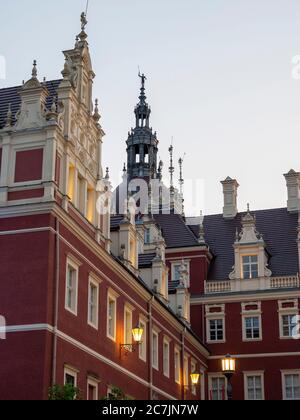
(242, 315), (262, 342)
(208, 374), (227, 401)
(139, 318), (147, 362)
(163, 337), (170, 378)
(174, 347), (181, 385)
(107, 290), (118, 342)
(207, 318), (225, 343)
(244, 372), (265, 400)
(88, 277), (99, 330)
(152, 330), (159, 371)
(205, 305), (226, 344)
(241, 254), (259, 280)
(124, 305), (133, 346)
(282, 370), (300, 400)
(65, 257), (79, 316)
(278, 300), (299, 340)
(87, 378), (99, 401)
(64, 366), (78, 387)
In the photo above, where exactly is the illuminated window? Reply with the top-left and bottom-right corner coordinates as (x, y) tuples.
(124, 307), (133, 345)
(77, 174), (86, 215)
(163, 339), (170, 378)
(183, 356), (189, 387)
(174, 348), (181, 384)
(107, 293), (117, 341)
(68, 165), (75, 202)
(242, 255), (258, 279)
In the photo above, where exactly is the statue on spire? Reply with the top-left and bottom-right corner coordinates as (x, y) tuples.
(138, 72), (147, 89)
(81, 12), (88, 31)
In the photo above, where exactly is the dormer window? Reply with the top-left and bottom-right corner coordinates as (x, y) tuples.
(242, 255), (258, 279)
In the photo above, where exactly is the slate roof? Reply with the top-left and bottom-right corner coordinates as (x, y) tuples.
(0, 80), (61, 129)
(138, 253), (156, 268)
(188, 208), (299, 281)
(153, 213), (199, 248)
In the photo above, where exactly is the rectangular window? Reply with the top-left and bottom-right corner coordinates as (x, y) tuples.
(88, 279), (99, 329)
(246, 375), (263, 400)
(184, 356), (189, 387)
(87, 379), (98, 401)
(282, 315), (297, 338)
(283, 373), (300, 400)
(77, 174), (86, 215)
(139, 320), (147, 362)
(107, 294), (117, 341)
(144, 228), (151, 244)
(210, 377), (226, 401)
(124, 307), (133, 345)
(68, 164), (75, 203)
(163, 339), (170, 378)
(152, 331), (159, 370)
(64, 367), (77, 387)
(65, 261), (78, 315)
(242, 255), (258, 279)
(209, 319), (224, 342)
(244, 316), (261, 340)
(174, 348), (181, 384)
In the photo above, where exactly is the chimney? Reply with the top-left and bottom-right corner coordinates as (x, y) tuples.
(221, 177), (239, 219)
(284, 170), (300, 213)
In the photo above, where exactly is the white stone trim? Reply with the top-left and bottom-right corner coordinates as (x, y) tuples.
(209, 351), (300, 360)
(87, 377), (99, 400)
(64, 366), (78, 387)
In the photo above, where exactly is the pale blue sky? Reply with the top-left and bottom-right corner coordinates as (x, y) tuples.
(1, 0), (300, 215)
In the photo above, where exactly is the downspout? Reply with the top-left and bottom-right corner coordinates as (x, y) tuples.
(148, 296), (154, 400)
(52, 218), (60, 386)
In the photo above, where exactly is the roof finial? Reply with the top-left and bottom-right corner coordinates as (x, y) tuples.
(179, 153), (186, 216)
(32, 60), (37, 78)
(247, 203), (250, 213)
(93, 98), (100, 122)
(105, 167), (110, 180)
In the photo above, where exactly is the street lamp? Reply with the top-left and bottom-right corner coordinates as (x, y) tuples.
(184, 373), (201, 400)
(222, 354), (236, 400)
(120, 325), (144, 356)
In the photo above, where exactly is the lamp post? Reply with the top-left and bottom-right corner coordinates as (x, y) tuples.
(120, 325), (144, 356)
(222, 354), (236, 401)
(184, 373), (201, 400)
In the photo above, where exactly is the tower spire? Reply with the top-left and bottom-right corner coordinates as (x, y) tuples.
(126, 74), (158, 181)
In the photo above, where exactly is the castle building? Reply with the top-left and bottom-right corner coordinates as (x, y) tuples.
(0, 14), (299, 401)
